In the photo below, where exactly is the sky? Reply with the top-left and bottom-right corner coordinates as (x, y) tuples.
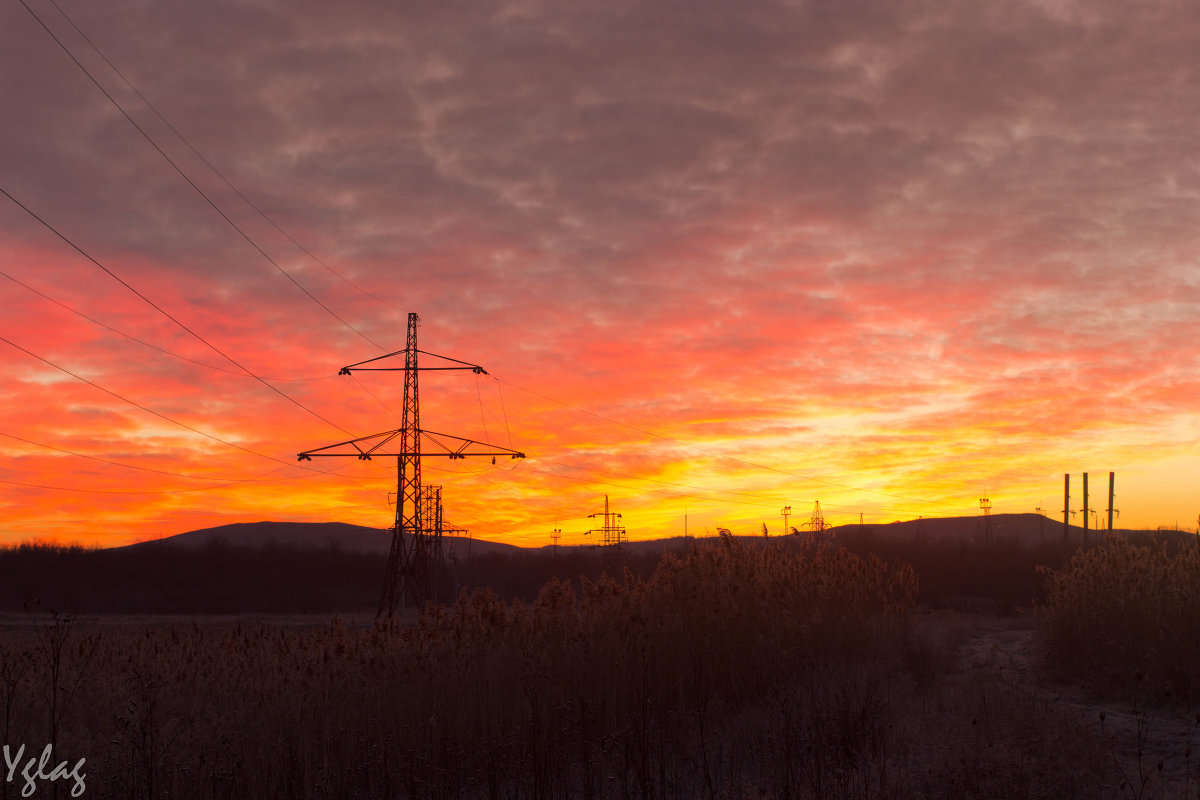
(1, 0), (1198, 548)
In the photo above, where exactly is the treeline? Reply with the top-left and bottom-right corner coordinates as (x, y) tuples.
(0, 540), (668, 614)
(2, 531), (1170, 615)
(0, 539), (382, 614)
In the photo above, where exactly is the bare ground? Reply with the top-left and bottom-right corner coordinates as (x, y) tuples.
(954, 612), (1200, 799)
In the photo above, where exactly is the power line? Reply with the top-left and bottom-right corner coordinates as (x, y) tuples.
(0, 476), (270, 495)
(524, 456), (935, 517)
(517, 461), (920, 518)
(42, 0), (407, 318)
(22, 0), (962, 524)
(0, 183), (352, 436)
(494, 376), (964, 511)
(0, 332), (354, 479)
(17, 0), (387, 352)
(0, 430), (310, 483)
(0, 268), (335, 382)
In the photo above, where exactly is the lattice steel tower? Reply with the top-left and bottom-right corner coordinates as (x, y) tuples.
(803, 500), (829, 535)
(586, 495), (627, 569)
(979, 496), (992, 544)
(298, 313), (524, 616)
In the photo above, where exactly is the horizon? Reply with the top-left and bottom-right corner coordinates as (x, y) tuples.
(2, 1), (1199, 548)
(9, 509), (1194, 553)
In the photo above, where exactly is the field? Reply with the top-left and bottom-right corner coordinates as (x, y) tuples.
(2, 534), (1200, 798)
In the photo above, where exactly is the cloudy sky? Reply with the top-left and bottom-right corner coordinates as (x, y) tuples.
(1, 0), (1198, 546)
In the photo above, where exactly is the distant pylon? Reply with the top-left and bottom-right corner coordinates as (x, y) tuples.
(803, 501), (829, 537)
(550, 526), (561, 554)
(780, 505), (791, 539)
(979, 496), (992, 544)
(586, 495), (627, 569)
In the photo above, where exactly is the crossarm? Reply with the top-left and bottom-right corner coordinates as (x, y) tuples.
(338, 349), (488, 375)
(297, 428), (525, 461)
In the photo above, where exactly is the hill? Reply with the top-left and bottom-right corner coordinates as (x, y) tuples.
(122, 520), (522, 559)
(121, 514), (1184, 560)
(834, 512), (1186, 547)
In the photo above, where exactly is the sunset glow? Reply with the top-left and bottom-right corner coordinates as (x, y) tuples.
(2, 0), (1199, 548)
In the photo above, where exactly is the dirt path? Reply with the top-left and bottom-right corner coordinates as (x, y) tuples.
(957, 615), (1200, 799)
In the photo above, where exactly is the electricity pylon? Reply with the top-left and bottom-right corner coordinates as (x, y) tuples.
(298, 313), (524, 616)
(586, 495), (626, 570)
(803, 500), (829, 536)
(586, 495), (626, 547)
(979, 496), (992, 544)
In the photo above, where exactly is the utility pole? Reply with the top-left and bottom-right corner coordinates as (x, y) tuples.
(1107, 472), (1115, 532)
(298, 313), (525, 616)
(781, 506), (791, 538)
(1082, 472), (1089, 545)
(1063, 474), (1070, 546)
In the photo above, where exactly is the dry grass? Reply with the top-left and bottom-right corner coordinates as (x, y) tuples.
(1042, 535), (1200, 701)
(0, 536), (1132, 798)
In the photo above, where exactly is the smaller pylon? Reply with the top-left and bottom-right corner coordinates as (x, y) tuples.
(802, 501), (830, 540)
(550, 526), (561, 554)
(781, 505), (791, 539)
(980, 497), (992, 544)
(586, 495), (627, 570)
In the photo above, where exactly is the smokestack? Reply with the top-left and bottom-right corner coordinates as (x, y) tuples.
(1108, 471), (1115, 532)
(1063, 473), (1070, 545)
(1083, 472), (1089, 544)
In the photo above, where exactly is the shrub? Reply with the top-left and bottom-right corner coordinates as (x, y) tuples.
(1042, 535), (1200, 699)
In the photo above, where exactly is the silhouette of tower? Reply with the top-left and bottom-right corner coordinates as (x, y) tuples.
(1106, 472), (1116, 532)
(803, 501), (829, 537)
(298, 313), (524, 616)
(1062, 473), (1070, 545)
(1082, 472), (1090, 544)
(979, 496), (992, 544)
(586, 495), (626, 569)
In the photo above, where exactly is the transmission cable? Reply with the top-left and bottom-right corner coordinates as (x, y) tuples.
(523, 456), (925, 516)
(494, 376), (963, 510)
(42, 0), (406, 317)
(0, 430), (319, 483)
(0, 332), (359, 480)
(0, 183), (352, 436)
(23, 0), (958, 520)
(17, 0), (387, 353)
(0, 268), (335, 382)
